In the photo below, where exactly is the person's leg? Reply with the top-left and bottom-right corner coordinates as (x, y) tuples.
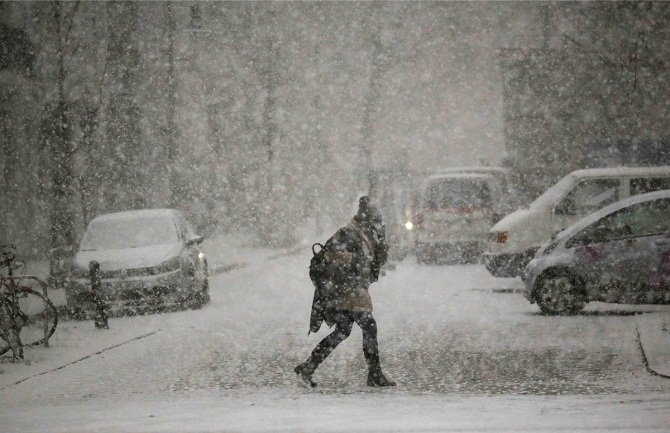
(353, 311), (396, 387)
(354, 311), (379, 371)
(295, 311), (354, 386)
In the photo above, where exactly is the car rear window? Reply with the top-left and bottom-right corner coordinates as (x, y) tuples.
(80, 216), (179, 250)
(423, 178), (492, 209)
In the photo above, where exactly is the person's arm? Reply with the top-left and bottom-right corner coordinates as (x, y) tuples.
(369, 224), (388, 282)
(375, 225), (389, 267)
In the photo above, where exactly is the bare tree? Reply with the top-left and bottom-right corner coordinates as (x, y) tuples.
(165, 1), (179, 209)
(216, 2), (289, 245)
(46, 0), (79, 288)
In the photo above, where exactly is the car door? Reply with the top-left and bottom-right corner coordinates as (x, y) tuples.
(570, 198), (670, 303)
(636, 199), (670, 299)
(653, 233), (670, 300)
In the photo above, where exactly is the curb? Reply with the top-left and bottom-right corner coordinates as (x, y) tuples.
(635, 313), (670, 379)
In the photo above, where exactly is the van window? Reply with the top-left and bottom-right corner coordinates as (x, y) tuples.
(555, 179), (620, 216)
(424, 178), (491, 209)
(630, 177), (670, 196)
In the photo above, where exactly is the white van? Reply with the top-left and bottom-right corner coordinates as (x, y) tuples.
(483, 166), (670, 277)
(413, 171), (506, 263)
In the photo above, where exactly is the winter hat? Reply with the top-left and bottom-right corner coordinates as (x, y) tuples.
(355, 196), (382, 224)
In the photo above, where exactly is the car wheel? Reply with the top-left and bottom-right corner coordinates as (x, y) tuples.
(535, 270), (586, 315)
(198, 278), (211, 305)
(68, 306), (88, 320)
(65, 294), (89, 320)
(416, 247), (432, 265)
(188, 277), (210, 310)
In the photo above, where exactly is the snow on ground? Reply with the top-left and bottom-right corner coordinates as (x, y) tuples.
(1, 232), (669, 432)
(4, 392), (670, 433)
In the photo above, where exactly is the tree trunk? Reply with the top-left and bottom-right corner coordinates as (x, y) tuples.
(48, 2), (75, 288)
(104, 1), (144, 211)
(359, 21), (385, 197)
(165, 1), (179, 209)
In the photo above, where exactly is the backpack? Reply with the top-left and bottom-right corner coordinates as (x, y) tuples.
(309, 240), (335, 296)
(309, 236), (352, 299)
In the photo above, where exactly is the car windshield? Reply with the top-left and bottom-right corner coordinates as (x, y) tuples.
(80, 216), (179, 251)
(528, 174), (576, 209)
(423, 178), (491, 208)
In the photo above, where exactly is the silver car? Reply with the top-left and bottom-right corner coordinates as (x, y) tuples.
(67, 209), (209, 316)
(523, 190), (670, 314)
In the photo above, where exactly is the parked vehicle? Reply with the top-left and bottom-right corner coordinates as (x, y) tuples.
(437, 166), (513, 207)
(377, 183), (416, 261)
(66, 209), (209, 316)
(484, 166), (670, 277)
(523, 189), (670, 314)
(413, 171), (505, 263)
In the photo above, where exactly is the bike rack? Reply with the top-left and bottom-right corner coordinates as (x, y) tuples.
(5, 275), (51, 348)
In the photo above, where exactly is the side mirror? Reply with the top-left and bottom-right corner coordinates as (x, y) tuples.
(592, 225), (613, 243)
(186, 235), (204, 246)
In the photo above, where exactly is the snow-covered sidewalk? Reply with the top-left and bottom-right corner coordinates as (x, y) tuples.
(4, 391), (670, 433)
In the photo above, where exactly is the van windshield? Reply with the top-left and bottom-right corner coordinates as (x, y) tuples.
(529, 174), (576, 210)
(423, 178), (491, 209)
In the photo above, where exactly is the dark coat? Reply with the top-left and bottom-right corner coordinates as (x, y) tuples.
(309, 219), (388, 333)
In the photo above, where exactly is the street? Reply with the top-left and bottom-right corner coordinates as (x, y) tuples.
(1, 241), (670, 432)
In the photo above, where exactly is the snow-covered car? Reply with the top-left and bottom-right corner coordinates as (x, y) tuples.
(484, 166), (670, 277)
(523, 190), (670, 315)
(66, 209), (209, 316)
(413, 172), (505, 263)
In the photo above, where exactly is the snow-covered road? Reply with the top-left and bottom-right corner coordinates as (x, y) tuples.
(1, 238), (670, 432)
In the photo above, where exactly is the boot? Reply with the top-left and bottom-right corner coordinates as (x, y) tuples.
(296, 334), (342, 388)
(363, 344), (395, 387)
(294, 361), (317, 387)
(367, 369), (396, 387)
(368, 369), (396, 386)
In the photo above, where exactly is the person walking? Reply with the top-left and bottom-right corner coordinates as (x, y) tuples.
(295, 196), (396, 387)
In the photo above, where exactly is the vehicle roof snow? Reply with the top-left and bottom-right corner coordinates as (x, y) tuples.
(91, 209), (179, 222)
(568, 166), (670, 178)
(426, 172), (495, 181)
